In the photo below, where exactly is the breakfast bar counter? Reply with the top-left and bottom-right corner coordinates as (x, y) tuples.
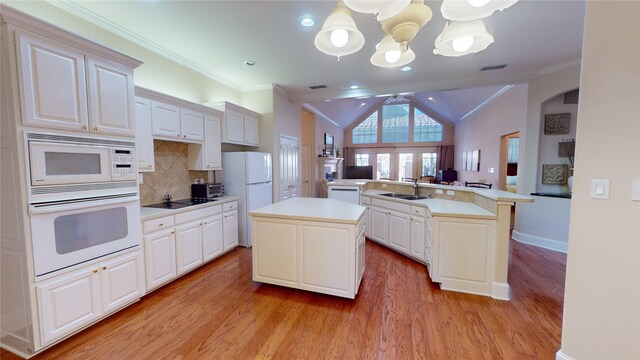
(250, 198), (366, 299)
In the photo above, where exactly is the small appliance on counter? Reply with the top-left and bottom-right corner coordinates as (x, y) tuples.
(191, 183), (224, 200)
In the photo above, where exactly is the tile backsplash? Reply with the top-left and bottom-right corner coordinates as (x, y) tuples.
(139, 140), (208, 206)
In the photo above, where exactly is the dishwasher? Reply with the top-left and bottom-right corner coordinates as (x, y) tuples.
(328, 185), (361, 205)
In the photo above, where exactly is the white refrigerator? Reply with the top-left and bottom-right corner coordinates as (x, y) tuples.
(222, 152), (272, 247)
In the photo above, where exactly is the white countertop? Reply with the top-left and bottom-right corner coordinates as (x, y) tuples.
(327, 180), (368, 187)
(250, 197), (365, 224)
(140, 196), (239, 220)
(362, 190), (496, 220)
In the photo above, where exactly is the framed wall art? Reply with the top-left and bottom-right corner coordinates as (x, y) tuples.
(471, 149), (480, 172)
(462, 151), (467, 170)
(544, 113), (570, 134)
(542, 164), (569, 184)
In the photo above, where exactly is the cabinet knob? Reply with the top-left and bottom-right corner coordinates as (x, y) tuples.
(82, 125), (88, 130)
(171, 231), (175, 234)
(92, 269), (98, 273)
(102, 266), (107, 270)
(158, 223), (163, 227)
(93, 127), (98, 131)
(183, 135), (187, 138)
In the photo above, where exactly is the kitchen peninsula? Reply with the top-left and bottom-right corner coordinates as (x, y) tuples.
(250, 198), (366, 299)
(329, 180), (533, 300)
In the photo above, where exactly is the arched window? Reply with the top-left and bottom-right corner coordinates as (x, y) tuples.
(352, 111), (378, 144)
(414, 108), (443, 142)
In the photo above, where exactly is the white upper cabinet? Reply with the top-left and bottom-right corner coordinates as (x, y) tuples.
(180, 109), (204, 142)
(188, 112), (223, 171)
(86, 56), (135, 136)
(151, 101), (181, 139)
(134, 97), (154, 172)
(18, 33), (89, 131)
(16, 32), (138, 137)
(222, 102), (260, 146)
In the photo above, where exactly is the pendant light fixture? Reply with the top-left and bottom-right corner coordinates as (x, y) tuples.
(433, 20), (494, 57)
(441, 0), (518, 21)
(314, 0), (365, 59)
(379, 0), (432, 52)
(343, 0), (411, 21)
(370, 34), (415, 67)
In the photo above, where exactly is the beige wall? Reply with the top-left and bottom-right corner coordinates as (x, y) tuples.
(559, 2), (640, 359)
(272, 88), (302, 201)
(5, 1), (241, 106)
(301, 109), (317, 196)
(454, 84), (528, 186)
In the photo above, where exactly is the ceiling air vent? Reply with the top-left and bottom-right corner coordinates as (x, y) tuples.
(480, 64), (507, 71)
(309, 84), (327, 90)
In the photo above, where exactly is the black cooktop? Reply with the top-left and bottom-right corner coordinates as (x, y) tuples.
(145, 198), (218, 209)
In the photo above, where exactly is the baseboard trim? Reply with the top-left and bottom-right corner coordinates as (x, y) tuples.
(492, 282), (511, 301)
(512, 230), (568, 253)
(556, 350), (574, 360)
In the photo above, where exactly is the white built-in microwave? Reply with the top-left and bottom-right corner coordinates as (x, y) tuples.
(26, 133), (138, 203)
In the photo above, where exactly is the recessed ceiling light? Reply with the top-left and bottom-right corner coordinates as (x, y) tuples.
(360, 102), (366, 106)
(350, 85), (359, 89)
(244, 60), (256, 66)
(428, 96), (434, 101)
(300, 16), (314, 27)
(400, 66), (412, 72)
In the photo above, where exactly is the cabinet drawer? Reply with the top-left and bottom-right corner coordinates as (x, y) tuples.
(372, 198), (410, 213)
(360, 196), (371, 205)
(410, 205), (426, 217)
(175, 205), (220, 224)
(143, 215), (174, 234)
(223, 201), (237, 212)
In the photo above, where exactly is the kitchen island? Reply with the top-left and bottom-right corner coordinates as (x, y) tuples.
(250, 198), (366, 299)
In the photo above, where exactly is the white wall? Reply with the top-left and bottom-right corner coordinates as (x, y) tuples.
(537, 94), (578, 193)
(559, 2), (640, 359)
(315, 115), (344, 159)
(272, 88), (302, 201)
(454, 84), (528, 186)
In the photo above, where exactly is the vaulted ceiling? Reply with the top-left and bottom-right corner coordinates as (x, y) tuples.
(37, 0), (585, 128)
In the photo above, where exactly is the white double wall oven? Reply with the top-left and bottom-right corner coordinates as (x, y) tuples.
(25, 132), (141, 277)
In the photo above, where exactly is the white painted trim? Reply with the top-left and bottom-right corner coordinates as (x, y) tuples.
(44, 0), (264, 92)
(512, 230), (568, 253)
(459, 85), (514, 122)
(556, 350), (575, 360)
(538, 58), (582, 76)
(491, 282), (511, 300)
(302, 104), (342, 128)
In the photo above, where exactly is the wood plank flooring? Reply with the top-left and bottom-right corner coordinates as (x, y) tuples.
(1, 239), (566, 360)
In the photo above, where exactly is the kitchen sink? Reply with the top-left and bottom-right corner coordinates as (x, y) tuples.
(379, 193), (428, 201)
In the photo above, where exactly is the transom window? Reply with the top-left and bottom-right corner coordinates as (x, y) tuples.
(382, 104), (409, 143)
(352, 111), (378, 144)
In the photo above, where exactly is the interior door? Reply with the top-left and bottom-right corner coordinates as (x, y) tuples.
(279, 135), (300, 200)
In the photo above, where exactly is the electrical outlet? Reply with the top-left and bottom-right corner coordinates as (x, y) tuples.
(435, 189), (443, 194)
(447, 190), (455, 196)
(382, 183), (387, 188)
(488, 168), (495, 174)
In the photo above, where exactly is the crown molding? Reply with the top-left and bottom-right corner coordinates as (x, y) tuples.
(458, 85), (515, 122)
(302, 104), (342, 129)
(46, 0), (246, 91)
(538, 58), (582, 76)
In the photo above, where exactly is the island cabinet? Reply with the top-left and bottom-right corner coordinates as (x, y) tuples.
(250, 198), (366, 299)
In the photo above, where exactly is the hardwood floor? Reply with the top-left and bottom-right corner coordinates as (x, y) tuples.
(1, 239), (566, 360)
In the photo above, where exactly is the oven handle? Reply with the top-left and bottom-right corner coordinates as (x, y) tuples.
(29, 195), (140, 215)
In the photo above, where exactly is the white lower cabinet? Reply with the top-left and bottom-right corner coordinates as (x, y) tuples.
(142, 201), (238, 293)
(410, 216), (426, 262)
(370, 206), (389, 244)
(388, 210), (410, 254)
(175, 220), (204, 275)
(36, 250), (144, 346)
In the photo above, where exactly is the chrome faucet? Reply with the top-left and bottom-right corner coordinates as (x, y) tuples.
(412, 179), (419, 196)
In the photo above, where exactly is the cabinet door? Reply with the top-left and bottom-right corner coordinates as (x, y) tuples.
(370, 207), (388, 244)
(86, 56), (135, 136)
(135, 97), (154, 172)
(180, 109), (204, 143)
(223, 210), (239, 250)
(224, 109), (244, 143)
(388, 211), (410, 254)
(17, 33), (89, 131)
(204, 115), (222, 169)
(363, 206), (370, 236)
(144, 229), (177, 291)
(100, 251), (144, 314)
(410, 217), (426, 262)
(356, 231), (365, 290)
(202, 214), (223, 262)
(36, 268), (101, 345)
(244, 114), (260, 146)
(175, 221), (203, 275)
(151, 101), (181, 139)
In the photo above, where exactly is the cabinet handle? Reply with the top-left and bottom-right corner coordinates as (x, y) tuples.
(171, 231), (175, 234)
(92, 269), (98, 273)
(93, 127), (98, 131)
(158, 223), (163, 227)
(82, 125), (88, 130)
(183, 135), (187, 138)
(102, 266), (107, 270)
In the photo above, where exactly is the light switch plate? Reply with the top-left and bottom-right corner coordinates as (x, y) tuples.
(435, 189), (443, 194)
(488, 168), (495, 174)
(447, 190), (455, 196)
(590, 179), (610, 199)
(382, 183), (387, 188)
